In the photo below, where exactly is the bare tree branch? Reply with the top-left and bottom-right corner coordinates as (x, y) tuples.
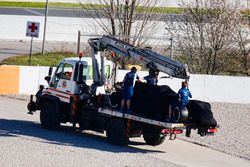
(166, 0), (247, 75)
(79, 0), (166, 69)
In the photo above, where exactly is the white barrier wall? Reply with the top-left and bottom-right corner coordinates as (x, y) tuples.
(19, 66), (49, 94)
(16, 66), (250, 104)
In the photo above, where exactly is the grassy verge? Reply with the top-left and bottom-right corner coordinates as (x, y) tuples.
(0, 1), (182, 14)
(0, 52), (75, 66)
(242, 9), (250, 16)
(0, 1), (81, 8)
(137, 6), (182, 14)
(1, 1), (249, 15)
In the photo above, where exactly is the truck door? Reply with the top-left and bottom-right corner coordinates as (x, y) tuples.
(50, 62), (74, 102)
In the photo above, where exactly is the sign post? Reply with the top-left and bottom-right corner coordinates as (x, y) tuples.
(29, 37), (34, 65)
(26, 21), (40, 65)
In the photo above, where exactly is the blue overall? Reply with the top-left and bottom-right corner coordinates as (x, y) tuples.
(144, 75), (158, 85)
(178, 87), (192, 107)
(122, 71), (138, 100)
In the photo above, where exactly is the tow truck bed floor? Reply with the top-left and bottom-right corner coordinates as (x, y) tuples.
(98, 108), (188, 129)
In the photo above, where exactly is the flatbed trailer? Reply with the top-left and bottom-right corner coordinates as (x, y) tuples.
(91, 107), (184, 146)
(99, 108), (186, 129)
(95, 107), (217, 145)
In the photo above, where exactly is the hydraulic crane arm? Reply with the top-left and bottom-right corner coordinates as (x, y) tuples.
(88, 35), (189, 85)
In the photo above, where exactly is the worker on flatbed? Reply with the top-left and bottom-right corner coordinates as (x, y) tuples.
(144, 69), (159, 85)
(121, 67), (140, 113)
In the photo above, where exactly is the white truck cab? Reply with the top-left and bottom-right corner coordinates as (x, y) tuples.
(46, 57), (114, 103)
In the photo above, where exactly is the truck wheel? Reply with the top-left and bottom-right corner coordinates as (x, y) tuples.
(40, 102), (60, 130)
(106, 119), (128, 146)
(79, 110), (90, 130)
(143, 131), (165, 146)
(172, 107), (180, 123)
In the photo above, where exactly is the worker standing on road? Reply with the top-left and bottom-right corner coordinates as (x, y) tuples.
(121, 67), (140, 113)
(177, 81), (192, 136)
(144, 69), (159, 85)
(178, 81), (192, 108)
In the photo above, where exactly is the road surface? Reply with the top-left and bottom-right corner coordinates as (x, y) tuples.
(0, 0), (183, 8)
(0, 96), (249, 167)
(0, 8), (171, 61)
(1, 0), (248, 8)
(0, 40), (77, 62)
(0, 7), (181, 22)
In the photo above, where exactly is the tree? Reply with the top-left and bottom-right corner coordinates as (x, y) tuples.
(234, 20), (250, 75)
(80, 0), (166, 68)
(166, 0), (248, 75)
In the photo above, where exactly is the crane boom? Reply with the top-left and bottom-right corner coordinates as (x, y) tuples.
(88, 35), (189, 84)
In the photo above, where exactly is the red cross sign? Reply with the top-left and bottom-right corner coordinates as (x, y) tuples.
(26, 21), (40, 38)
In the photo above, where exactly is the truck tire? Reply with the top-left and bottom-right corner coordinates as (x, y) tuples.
(79, 110), (90, 130)
(143, 131), (165, 146)
(106, 119), (128, 146)
(40, 102), (60, 130)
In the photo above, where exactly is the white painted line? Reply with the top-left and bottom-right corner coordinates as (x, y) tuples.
(24, 8), (44, 16)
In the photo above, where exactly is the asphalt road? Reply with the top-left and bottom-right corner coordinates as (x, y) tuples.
(0, 40), (77, 62)
(0, 7), (98, 18)
(0, 96), (249, 167)
(0, 7), (181, 22)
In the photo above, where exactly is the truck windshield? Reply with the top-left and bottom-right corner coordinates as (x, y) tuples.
(82, 65), (110, 80)
(82, 65), (91, 80)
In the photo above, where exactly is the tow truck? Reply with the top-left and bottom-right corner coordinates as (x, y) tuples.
(27, 35), (217, 146)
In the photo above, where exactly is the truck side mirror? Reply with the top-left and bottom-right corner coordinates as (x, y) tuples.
(48, 66), (53, 76)
(44, 76), (51, 83)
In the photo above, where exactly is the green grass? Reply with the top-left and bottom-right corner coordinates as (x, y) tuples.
(0, 1), (106, 8)
(0, 1), (81, 8)
(2, 1), (248, 15)
(241, 9), (250, 16)
(0, 52), (75, 66)
(0, 1), (182, 14)
(137, 6), (182, 14)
